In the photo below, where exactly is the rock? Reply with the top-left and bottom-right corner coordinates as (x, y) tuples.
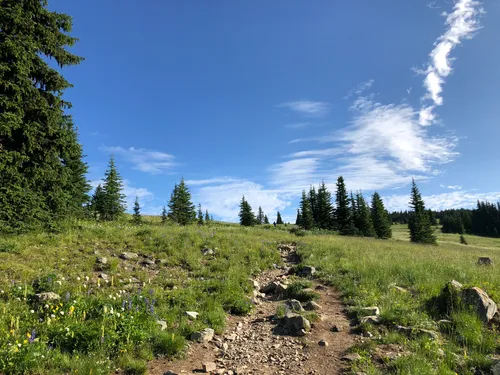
(249, 279), (259, 290)
(185, 311), (199, 319)
(141, 258), (155, 267)
(360, 306), (380, 316)
(478, 257), (493, 266)
(120, 252), (138, 260)
(283, 312), (311, 334)
(275, 283), (288, 295)
(163, 371), (178, 375)
(491, 361), (500, 375)
(202, 362), (217, 372)
(98, 273), (109, 280)
(342, 353), (362, 362)
(318, 339), (329, 347)
(299, 266), (316, 277)
(462, 287), (497, 322)
(284, 299), (304, 313)
(396, 326), (438, 340)
(360, 315), (381, 324)
(450, 280), (463, 290)
(96, 257), (108, 265)
(34, 292), (60, 302)
(191, 328), (215, 343)
(155, 258), (167, 265)
(392, 286), (408, 293)
(225, 333), (237, 341)
(260, 282), (279, 294)
(202, 248), (214, 256)
(156, 320), (167, 331)
(304, 301), (322, 311)
(331, 324), (345, 332)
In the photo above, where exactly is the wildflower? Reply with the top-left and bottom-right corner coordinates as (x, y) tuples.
(44, 304), (49, 309)
(28, 330), (36, 343)
(56, 281), (62, 286)
(69, 306), (75, 315)
(83, 284), (87, 289)
(65, 327), (70, 332)
(60, 311), (64, 315)
(76, 277), (81, 281)
(50, 314), (55, 318)
(23, 339), (28, 344)
(17, 343), (21, 347)
(18, 286), (22, 290)
(85, 276), (89, 281)
(116, 313), (121, 318)
(30, 310), (35, 314)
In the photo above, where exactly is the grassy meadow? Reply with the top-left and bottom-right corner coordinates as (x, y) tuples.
(0, 220), (499, 374)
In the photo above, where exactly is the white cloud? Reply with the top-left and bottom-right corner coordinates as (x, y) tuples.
(192, 179), (291, 222)
(285, 123), (311, 129)
(102, 146), (176, 174)
(383, 190), (500, 212)
(440, 184), (463, 190)
(419, 0), (483, 125)
(279, 100), (330, 117)
(344, 79), (375, 99)
(288, 148), (343, 158)
(269, 158), (321, 193)
(184, 177), (239, 186)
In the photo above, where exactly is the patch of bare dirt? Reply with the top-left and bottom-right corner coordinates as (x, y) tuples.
(148, 244), (356, 375)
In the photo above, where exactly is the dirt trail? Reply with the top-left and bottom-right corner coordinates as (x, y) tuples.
(149, 244), (355, 375)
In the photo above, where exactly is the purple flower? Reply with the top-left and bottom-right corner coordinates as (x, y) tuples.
(29, 330), (36, 343)
(149, 289), (154, 296)
(65, 292), (70, 302)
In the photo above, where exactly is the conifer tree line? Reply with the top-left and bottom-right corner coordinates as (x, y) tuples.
(238, 197), (284, 227)
(295, 177), (392, 239)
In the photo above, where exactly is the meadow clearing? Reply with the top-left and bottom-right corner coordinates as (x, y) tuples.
(0, 220), (499, 374)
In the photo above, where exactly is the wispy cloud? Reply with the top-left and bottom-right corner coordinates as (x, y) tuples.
(383, 190), (500, 212)
(440, 184), (463, 190)
(269, 158), (322, 192)
(102, 146), (176, 174)
(279, 100), (330, 117)
(284, 122), (311, 129)
(344, 79), (375, 99)
(418, 0), (483, 125)
(185, 177), (240, 186)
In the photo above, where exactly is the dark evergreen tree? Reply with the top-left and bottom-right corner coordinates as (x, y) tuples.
(335, 176), (355, 235)
(300, 190), (314, 230)
(371, 192), (392, 239)
(427, 209), (438, 226)
(239, 196), (255, 226)
(197, 204), (204, 225)
(295, 209), (303, 227)
(161, 206), (167, 224)
(0, 2), (88, 230)
(91, 184), (105, 219)
(264, 215), (270, 225)
(131, 196), (142, 225)
(101, 156), (126, 221)
(205, 209), (210, 222)
(354, 192), (375, 237)
(256, 206), (264, 225)
(316, 181), (335, 229)
(408, 180), (436, 244)
(309, 186), (319, 226)
(276, 211), (284, 225)
(167, 178), (196, 225)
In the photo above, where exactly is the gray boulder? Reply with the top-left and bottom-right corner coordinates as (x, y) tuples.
(191, 328), (214, 343)
(283, 312), (311, 334)
(304, 301), (322, 311)
(299, 266), (316, 277)
(34, 292), (60, 302)
(360, 306), (380, 316)
(120, 252), (138, 260)
(462, 287), (497, 322)
(284, 299), (304, 313)
(477, 257), (493, 266)
(185, 311), (199, 319)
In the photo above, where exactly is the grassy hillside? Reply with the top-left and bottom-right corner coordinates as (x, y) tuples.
(1, 221), (499, 374)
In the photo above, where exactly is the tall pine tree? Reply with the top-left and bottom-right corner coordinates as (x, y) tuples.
(101, 156), (126, 221)
(300, 190), (314, 230)
(354, 192), (375, 237)
(197, 204), (204, 225)
(168, 178), (196, 225)
(239, 196), (256, 226)
(371, 192), (392, 239)
(309, 186), (319, 227)
(256, 206), (264, 225)
(131, 196), (142, 225)
(161, 206), (167, 224)
(0, 1), (88, 230)
(276, 212), (284, 225)
(408, 180), (436, 244)
(264, 215), (270, 225)
(316, 181), (334, 229)
(205, 209), (210, 223)
(91, 184), (105, 220)
(295, 209), (303, 227)
(336, 176), (354, 235)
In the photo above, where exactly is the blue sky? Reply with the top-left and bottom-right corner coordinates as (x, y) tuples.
(51, 0), (500, 222)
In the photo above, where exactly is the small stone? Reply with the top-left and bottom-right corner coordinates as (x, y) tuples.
(249, 279), (260, 290)
(191, 328), (214, 343)
(155, 258), (168, 265)
(141, 258), (155, 267)
(225, 333), (237, 341)
(185, 311), (199, 319)
(120, 252), (138, 260)
(284, 299), (304, 312)
(304, 301), (322, 311)
(96, 257), (108, 265)
(318, 339), (329, 347)
(360, 315), (381, 324)
(283, 312), (311, 334)
(98, 273), (109, 280)
(202, 362), (217, 373)
(478, 257), (493, 266)
(202, 248), (214, 256)
(342, 353), (362, 362)
(360, 306), (380, 316)
(163, 371), (178, 375)
(299, 266), (316, 277)
(156, 320), (167, 331)
(331, 324), (345, 332)
(260, 282), (279, 294)
(34, 292), (60, 302)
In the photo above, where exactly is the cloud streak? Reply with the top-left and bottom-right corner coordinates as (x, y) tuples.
(279, 100), (330, 117)
(419, 0), (483, 125)
(102, 146), (176, 174)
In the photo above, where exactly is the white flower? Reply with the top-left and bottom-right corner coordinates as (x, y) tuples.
(65, 327), (70, 332)
(56, 281), (62, 286)
(30, 310), (35, 314)
(44, 304), (49, 309)
(50, 314), (56, 318)
(16, 297), (21, 301)
(60, 311), (64, 315)
(61, 277), (65, 281)
(17, 286), (22, 290)
(85, 276), (89, 281)
(116, 313), (121, 317)
(83, 284), (87, 289)
(17, 343), (21, 347)
(0, 290), (3, 294)
(108, 295), (112, 299)
(76, 277), (81, 281)
(121, 307), (125, 312)
(112, 297), (116, 301)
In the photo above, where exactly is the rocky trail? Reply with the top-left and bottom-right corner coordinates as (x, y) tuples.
(149, 244), (356, 375)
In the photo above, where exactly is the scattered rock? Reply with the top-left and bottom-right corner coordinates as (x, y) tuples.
(331, 324), (345, 332)
(141, 258), (155, 267)
(98, 273), (109, 280)
(342, 353), (362, 362)
(396, 326), (438, 340)
(360, 315), (381, 324)
(283, 312), (311, 335)
(462, 287), (497, 322)
(260, 282), (279, 294)
(156, 320), (167, 331)
(360, 306), (380, 316)
(202, 362), (217, 372)
(299, 266), (316, 277)
(191, 327), (214, 343)
(304, 301), (322, 311)
(318, 339), (329, 347)
(163, 371), (178, 375)
(185, 311), (199, 319)
(202, 248), (214, 256)
(478, 257), (493, 266)
(155, 258), (168, 265)
(120, 252), (138, 260)
(225, 333), (237, 341)
(249, 279), (260, 290)
(284, 299), (304, 313)
(391, 285), (408, 293)
(275, 282), (288, 295)
(34, 292), (60, 302)
(96, 257), (108, 265)
(491, 360), (500, 375)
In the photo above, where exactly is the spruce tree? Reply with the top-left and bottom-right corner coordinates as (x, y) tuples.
(355, 192), (375, 237)
(197, 204), (204, 225)
(205, 209), (210, 223)
(371, 192), (392, 239)
(168, 178), (196, 225)
(336, 176), (354, 235)
(0, 2), (88, 230)
(91, 184), (105, 220)
(316, 181), (334, 230)
(408, 180), (436, 244)
(256, 206), (264, 225)
(295, 209), (303, 227)
(239, 196), (256, 226)
(309, 186), (319, 227)
(132, 196), (142, 225)
(264, 215), (270, 224)
(300, 190), (314, 230)
(276, 212), (284, 225)
(161, 206), (167, 224)
(101, 156), (126, 221)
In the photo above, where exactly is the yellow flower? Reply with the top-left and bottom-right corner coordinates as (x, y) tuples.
(23, 339), (28, 344)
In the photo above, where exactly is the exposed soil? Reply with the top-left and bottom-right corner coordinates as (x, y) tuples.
(148, 244), (356, 375)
